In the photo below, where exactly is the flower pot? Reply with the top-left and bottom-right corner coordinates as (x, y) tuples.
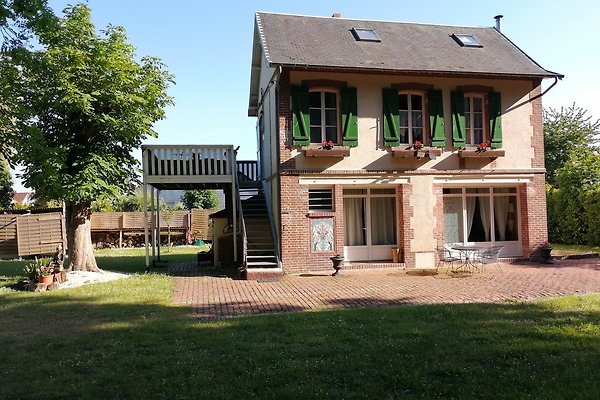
(330, 257), (344, 276)
(539, 247), (553, 264)
(38, 275), (53, 284)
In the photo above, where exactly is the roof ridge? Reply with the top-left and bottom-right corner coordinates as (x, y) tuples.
(254, 11), (495, 30)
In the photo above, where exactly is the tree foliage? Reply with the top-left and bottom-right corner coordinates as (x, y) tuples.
(544, 104), (600, 185)
(181, 190), (219, 210)
(3, 3), (173, 270)
(0, 154), (14, 209)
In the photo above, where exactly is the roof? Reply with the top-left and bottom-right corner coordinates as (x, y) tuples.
(12, 192), (32, 204)
(249, 12), (562, 116)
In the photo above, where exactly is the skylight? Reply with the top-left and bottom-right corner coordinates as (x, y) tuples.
(351, 28), (381, 42)
(451, 34), (483, 48)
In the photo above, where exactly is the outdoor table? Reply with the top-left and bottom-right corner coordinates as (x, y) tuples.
(450, 244), (486, 272)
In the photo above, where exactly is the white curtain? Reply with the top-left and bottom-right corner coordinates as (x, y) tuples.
(370, 197), (396, 245)
(478, 195), (491, 241)
(494, 196), (510, 241)
(466, 197), (476, 242)
(344, 198), (365, 246)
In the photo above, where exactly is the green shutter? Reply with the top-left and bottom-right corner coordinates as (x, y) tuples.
(489, 91), (502, 148)
(382, 88), (400, 146)
(428, 90), (445, 147)
(341, 87), (358, 147)
(451, 91), (465, 147)
(291, 85), (310, 146)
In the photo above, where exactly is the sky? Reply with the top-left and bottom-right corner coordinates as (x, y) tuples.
(12, 0), (600, 191)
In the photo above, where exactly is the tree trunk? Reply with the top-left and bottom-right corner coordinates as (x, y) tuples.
(65, 201), (100, 272)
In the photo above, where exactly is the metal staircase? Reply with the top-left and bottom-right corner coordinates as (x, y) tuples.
(239, 185), (280, 270)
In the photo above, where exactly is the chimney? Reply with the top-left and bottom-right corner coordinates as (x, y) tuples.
(494, 15), (503, 32)
(331, 13), (341, 18)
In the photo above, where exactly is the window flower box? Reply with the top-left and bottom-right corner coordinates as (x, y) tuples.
(302, 145), (351, 158)
(458, 148), (505, 158)
(391, 146), (442, 159)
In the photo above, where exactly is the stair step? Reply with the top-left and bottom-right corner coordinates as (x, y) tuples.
(246, 261), (279, 268)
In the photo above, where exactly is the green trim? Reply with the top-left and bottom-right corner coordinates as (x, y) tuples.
(451, 91), (465, 147)
(291, 85), (310, 146)
(341, 87), (358, 147)
(489, 91), (502, 148)
(428, 90), (445, 147)
(382, 88), (400, 146)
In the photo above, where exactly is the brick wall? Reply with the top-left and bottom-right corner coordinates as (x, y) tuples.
(521, 174), (548, 260)
(398, 184), (414, 267)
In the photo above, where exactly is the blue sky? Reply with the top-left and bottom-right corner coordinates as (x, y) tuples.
(13, 0), (599, 190)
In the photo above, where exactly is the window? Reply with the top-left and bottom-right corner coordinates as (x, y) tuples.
(451, 91), (502, 148)
(291, 85), (358, 147)
(343, 188), (396, 246)
(308, 188), (333, 212)
(382, 88), (445, 147)
(443, 187), (518, 244)
(309, 90), (339, 144)
(451, 34), (483, 48)
(399, 92), (424, 145)
(351, 28), (381, 42)
(464, 94), (484, 145)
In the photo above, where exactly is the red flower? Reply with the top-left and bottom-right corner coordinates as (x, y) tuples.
(414, 140), (422, 146)
(479, 142), (489, 148)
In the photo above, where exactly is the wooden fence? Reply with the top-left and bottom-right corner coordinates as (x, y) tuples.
(0, 212), (65, 258)
(0, 209), (217, 257)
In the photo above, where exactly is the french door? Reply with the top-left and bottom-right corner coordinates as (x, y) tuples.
(343, 188), (397, 261)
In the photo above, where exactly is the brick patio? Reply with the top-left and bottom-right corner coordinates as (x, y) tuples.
(172, 258), (600, 320)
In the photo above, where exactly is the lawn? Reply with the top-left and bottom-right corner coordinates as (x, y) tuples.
(0, 246), (599, 399)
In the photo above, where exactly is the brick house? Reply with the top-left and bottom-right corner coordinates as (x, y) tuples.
(246, 12), (562, 275)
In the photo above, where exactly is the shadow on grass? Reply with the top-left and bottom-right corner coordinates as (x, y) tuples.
(1, 277), (599, 399)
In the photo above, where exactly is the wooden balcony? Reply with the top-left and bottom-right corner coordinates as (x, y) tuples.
(143, 145), (243, 188)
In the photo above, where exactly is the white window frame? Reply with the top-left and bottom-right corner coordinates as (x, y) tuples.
(464, 94), (486, 145)
(442, 186), (521, 256)
(309, 88), (340, 145)
(398, 91), (425, 145)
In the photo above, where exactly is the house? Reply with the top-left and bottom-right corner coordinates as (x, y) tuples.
(246, 12), (562, 275)
(11, 192), (34, 208)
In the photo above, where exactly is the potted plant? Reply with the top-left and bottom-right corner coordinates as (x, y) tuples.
(321, 140), (334, 150)
(476, 142), (489, 153)
(538, 241), (553, 264)
(330, 254), (344, 276)
(23, 257), (55, 284)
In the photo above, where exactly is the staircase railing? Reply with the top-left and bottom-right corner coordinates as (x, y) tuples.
(234, 160), (248, 269)
(261, 180), (281, 268)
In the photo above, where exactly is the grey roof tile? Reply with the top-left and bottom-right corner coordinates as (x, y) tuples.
(255, 12), (560, 78)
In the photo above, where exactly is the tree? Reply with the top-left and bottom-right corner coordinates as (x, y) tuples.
(0, 154), (14, 209)
(181, 190), (219, 210)
(544, 104), (600, 185)
(1, 1), (56, 159)
(10, 4), (173, 271)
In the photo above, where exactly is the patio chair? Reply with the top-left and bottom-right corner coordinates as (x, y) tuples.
(476, 245), (504, 273)
(436, 244), (461, 273)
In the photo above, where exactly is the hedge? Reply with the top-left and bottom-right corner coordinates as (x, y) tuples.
(547, 186), (600, 246)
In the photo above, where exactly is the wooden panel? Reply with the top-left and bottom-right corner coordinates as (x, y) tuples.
(0, 215), (18, 258)
(191, 209), (217, 241)
(16, 213), (64, 257)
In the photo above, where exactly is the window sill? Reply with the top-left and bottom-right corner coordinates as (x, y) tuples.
(302, 146), (351, 158)
(458, 148), (505, 158)
(391, 147), (442, 159)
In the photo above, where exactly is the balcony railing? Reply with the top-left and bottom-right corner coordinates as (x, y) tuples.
(143, 145), (235, 179)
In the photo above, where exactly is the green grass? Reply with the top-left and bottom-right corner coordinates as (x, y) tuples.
(1, 246), (599, 398)
(0, 245), (203, 287)
(551, 243), (600, 256)
(0, 272), (599, 399)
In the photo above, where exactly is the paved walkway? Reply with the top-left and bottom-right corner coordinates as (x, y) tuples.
(172, 258), (600, 320)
